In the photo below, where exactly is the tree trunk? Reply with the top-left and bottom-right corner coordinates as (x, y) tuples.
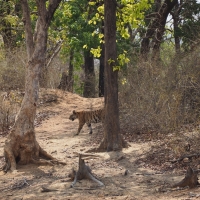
(83, 51), (95, 97)
(152, 0), (178, 58)
(172, 3), (181, 53)
(99, 42), (105, 97)
(68, 50), (74, 92)
(57, 72), (68, 91)
(2, 0), (63, 172)
(98, 21), (105, 97)
(98, 0), (123, 151)
(141, 0), (178, 59)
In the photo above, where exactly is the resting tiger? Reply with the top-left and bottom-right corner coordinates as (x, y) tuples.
(69, 109), (104, 135)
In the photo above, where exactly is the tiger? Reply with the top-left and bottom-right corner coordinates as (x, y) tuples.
(69, 108), (104, 136)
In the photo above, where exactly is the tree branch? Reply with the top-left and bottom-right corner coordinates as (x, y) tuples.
(46, 0), (62, 27)
(36, 0), (47, 25)
(46, 40), (62, 68)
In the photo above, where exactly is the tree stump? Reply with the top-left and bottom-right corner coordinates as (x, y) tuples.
(70, 153), (104, 188)
(172, 167), (199, 188)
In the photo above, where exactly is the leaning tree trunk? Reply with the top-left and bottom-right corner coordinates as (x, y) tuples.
(141, 0), (178, 59)
(2, 0), (63, 172)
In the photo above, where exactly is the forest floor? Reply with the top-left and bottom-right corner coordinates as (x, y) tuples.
(1, 89), (200, 200)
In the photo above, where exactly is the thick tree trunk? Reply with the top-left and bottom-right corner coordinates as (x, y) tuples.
(2, 0), (63, 172)
(3, 54), (53, 171)
(83, 51), (95, 98)
(98, 0), (124, 151)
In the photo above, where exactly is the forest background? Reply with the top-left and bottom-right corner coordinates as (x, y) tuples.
(1, 0), (200, 136)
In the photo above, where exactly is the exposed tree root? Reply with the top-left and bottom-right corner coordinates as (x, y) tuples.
(2, 130), (66, 172)
(30, 158), (65, 166)
(38, 146), (66, 165)
(172, 167), (199, 188)
(39, 146), (56, 160)
(88, 136), (129, 153)
(70, 153), (104, 188)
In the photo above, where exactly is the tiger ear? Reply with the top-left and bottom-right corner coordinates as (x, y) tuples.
(73, 110), (76, 114)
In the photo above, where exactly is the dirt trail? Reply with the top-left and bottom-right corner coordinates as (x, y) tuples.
(0, 89), (200, 200)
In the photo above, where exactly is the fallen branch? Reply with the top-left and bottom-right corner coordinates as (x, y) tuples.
(41, 186), (58, 192)
(170, 153), (200, 163)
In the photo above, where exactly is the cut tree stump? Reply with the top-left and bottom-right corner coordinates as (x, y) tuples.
(172, 166), (199, 188)
(70, 153), (104, 188)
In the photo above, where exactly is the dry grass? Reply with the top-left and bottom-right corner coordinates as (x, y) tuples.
(1, 45), (200, 135)
(119, 49), (200, 134)
(0, 48), (26, 91)
(0, 91), (21, 133)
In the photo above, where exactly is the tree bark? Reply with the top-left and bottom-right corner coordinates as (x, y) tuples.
(99, 22), (105, 97)
(171, 2), (182, 53)
(57, 72), (68, 91)
(98, 0), (123, 151)
(2, 0), (63, 172)
(141, 0), (178, 59)
(68, 50), (74, 92)
(83, 51), (95, 98)
(99, 42), (105, 97)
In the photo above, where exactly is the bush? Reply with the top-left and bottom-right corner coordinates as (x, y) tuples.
(119, 49), (200, 134)
(0, 48), (26, 91)
(0, 92), (20, 133)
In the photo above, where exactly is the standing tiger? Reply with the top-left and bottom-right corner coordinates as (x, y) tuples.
(69, 108), (104, 135)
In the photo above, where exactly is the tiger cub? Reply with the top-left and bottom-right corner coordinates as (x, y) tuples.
(69, 109), (104, 135)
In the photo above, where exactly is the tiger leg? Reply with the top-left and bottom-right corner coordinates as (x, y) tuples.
(87, 123), (92, 134)
(75, 123), (84, 135)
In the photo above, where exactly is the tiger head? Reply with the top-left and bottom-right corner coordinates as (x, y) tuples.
(69, 110), (77, 121)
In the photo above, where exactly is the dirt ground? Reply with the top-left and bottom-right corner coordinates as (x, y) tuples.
(0, 89), (200, 200)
